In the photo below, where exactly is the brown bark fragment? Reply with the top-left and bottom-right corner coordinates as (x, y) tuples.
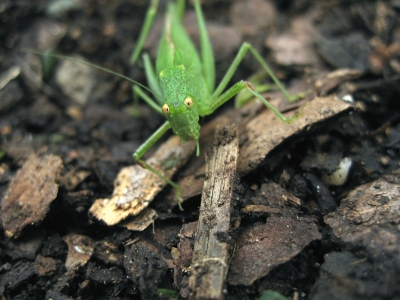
(1, 155), (63, 238)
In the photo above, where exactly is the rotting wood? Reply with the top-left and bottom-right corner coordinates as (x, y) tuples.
(189, 124), (239, 300)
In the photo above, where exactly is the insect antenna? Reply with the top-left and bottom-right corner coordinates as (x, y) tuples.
(21, 48), (162, 99)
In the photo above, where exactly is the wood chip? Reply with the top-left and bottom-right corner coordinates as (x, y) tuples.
(89, 135), (195, 226)
(1, 155), (63, 238)
(189, 125), (239, 300)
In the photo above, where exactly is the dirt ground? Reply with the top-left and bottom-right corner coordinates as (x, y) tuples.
(1, 0), (400, 299)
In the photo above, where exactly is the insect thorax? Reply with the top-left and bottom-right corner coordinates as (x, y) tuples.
(159, 65), (197, 98)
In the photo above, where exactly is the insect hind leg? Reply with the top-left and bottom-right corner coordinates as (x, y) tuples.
(212, 42), (303, 104)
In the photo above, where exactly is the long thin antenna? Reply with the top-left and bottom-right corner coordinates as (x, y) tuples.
(21, 48), (161, 99)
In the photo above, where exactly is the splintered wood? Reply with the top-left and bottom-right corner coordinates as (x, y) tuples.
(189, 125), (239, 300)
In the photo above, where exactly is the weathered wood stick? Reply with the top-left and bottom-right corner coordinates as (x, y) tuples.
(189, 124), (239, 300)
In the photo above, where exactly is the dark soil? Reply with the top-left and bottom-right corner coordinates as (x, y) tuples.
(1, 0), (400, 299)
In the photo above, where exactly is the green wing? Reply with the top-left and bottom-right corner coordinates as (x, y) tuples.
(156, 1), (202, 78)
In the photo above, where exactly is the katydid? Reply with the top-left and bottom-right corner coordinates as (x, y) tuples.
(24, 0), (302, 204)
(130, 0), (302, 202)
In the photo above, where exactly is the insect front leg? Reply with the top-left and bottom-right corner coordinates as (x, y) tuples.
(212, 42), (304, 105)
(133, 121), (184, 204)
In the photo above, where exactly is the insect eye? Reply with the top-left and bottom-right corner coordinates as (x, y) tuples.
(184, 97), (194, 110)
(162, 104), (169, 116)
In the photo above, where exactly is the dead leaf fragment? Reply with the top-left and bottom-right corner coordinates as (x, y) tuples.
(228, 217), (321, 286)
(119, 208), (157, 231)
(1, 155), (63, 238)
(238, 95), (352, 174)
(315, 69), (362, 96)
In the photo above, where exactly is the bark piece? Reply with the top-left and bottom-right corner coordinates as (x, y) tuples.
(175, 221), (198, 299)
(308, 250), (398, 300)
(311, 170), (400, 299)
(189, 125), (239, 300)
(5, 230), (46, 260)
(1, 155), (63, 238)
(0, 261), (35, 295)
(304, 173), (337, 213)
(324, 169), (400, 257)
(124, 240), (169, 298)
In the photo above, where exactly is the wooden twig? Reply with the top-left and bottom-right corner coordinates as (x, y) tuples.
(189, 124), (239, 300)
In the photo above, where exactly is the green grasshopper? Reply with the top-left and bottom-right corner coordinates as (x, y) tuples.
(25, 0), (302, 203)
